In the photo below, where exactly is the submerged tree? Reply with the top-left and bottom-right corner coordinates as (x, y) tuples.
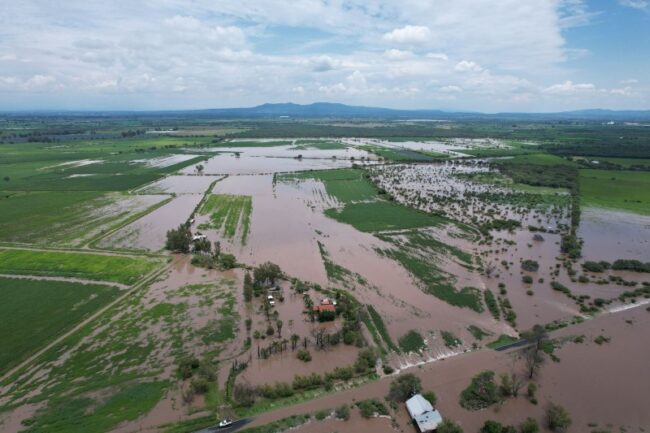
(165, 224), (192, 253)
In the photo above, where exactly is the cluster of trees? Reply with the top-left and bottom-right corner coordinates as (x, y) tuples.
(233, 348), (378, 407)
(165, 224), (192, 253)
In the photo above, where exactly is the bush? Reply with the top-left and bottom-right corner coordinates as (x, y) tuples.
(522, 275), (533, 284)
(334, 404), (350, 420)
(546, 403), (571, 432)
(582, 261), (610, 273)
(519, 418), (539, 433)
(315, 409), (330, 421)
(521, 260), (539, 272)
(317, 310), (336, 322)
(233, 383), (256, 407)
(484, 290), (500, 319)
(386, 373), (422, 402)
(354, 348), (377, 374)
(437, 419), (464, 433)
(356, 399), (388, 418)
(219, 253), (237, 269)
(422, 391), (437, 407)
(459, 371), (499, 410)
(594, 335), (610, 345)
(480, 420), (516, 433)
(296, 349), (312, 362)
(398, 330), (426, 353)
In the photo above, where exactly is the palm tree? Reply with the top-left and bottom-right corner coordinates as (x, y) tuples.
(276, 320), (283, 338)
(291, 334), (300, 350)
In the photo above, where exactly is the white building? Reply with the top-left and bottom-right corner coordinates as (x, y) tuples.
(406, 394), (442, 432)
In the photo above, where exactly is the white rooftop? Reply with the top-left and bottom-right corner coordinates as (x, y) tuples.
(406, 394), (442, 433)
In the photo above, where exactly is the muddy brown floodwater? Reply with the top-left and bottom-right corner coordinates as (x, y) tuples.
(248, 304), (650, 433)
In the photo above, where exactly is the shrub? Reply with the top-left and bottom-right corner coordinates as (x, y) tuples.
(521, 260), (539, 272)
(519, 418), (539, 433)
(297, 349), (312, 362)
(594, 335), (610, 345)
(315, 409), (330, 421)
(422, 391), (437, 407)
(459, 370), (499, 410)
(437, 419), (464, 433)
(546, 403), (571, 432)
(334, 404), (350, 421)
(354, 348), (377, 373)
(219, 253), (237, 269)
(582, 261), (610, 273)
(480, 420), (516, 433)
(398, 330), (426, 353)
(484, 290), (500, 319)
(356, 399), (388, 418)
(386, 373), (422, 402)
(522, 275), (533, 284)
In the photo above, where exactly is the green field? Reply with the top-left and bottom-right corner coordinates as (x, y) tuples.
(280, 168), (380, 203)
(0, 191), (167, 245)
(325, 201), (445, 232)
(199, 194), (253, 244)
(580, 169), (650, 215)
(0, 249), (162, 285)
(0, 277), (120, 375)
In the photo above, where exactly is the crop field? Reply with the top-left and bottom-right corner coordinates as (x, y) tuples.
(0, 275), (239, 433)
(0, 191), (167, 245)
(325, 200), (446, 232)
(0, 277), (120, 375)
(580, 169), (650, 215)
(0, 249), (162, 285)
(199, 194), (253, 244)
(279, 168), (380, 203)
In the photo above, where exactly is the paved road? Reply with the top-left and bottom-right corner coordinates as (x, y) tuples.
(194, 418), (251, 433)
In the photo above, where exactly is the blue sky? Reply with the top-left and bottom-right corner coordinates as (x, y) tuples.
(0, 0), (648, 112)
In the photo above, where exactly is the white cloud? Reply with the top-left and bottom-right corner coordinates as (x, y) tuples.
(426, 53), (448, 61)
(439, 85), (462, 93)
(383, 49), (415, 61)
(618, 0), (648, 9)
(0, 0), (644, 111)
(543, 80), (596, 95)
(454, 61), (483, 73)
(383, 25), (432, 44)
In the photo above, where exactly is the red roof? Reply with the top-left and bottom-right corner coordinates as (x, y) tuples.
(313, 304), (336, 313)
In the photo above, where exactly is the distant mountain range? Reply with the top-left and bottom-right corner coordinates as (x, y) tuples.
(188, 103), (650, 121)
(5, 102), (650, 121)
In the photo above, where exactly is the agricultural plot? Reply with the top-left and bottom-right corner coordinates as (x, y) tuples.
(0, 191), (167, 246)
(325, 201), (446, 232)
(199, 194), (253, 244)
(0, 277), (120, 375)
(0, 249), (162, 285)
(278, 168), (380, 203)
(580, 169), (650, 215)
(0, 273), (240, 433)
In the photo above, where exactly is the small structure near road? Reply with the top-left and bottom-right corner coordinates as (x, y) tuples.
(406, 394), (442, 432)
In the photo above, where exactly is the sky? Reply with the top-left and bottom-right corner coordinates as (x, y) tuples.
(0, 0), (648, 112)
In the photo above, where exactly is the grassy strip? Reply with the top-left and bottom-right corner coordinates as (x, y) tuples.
(0, 249), (161, 285)
(486, 334), (520, 350)
(238, 414), (311, 433)
(366, 305), (400, 353)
